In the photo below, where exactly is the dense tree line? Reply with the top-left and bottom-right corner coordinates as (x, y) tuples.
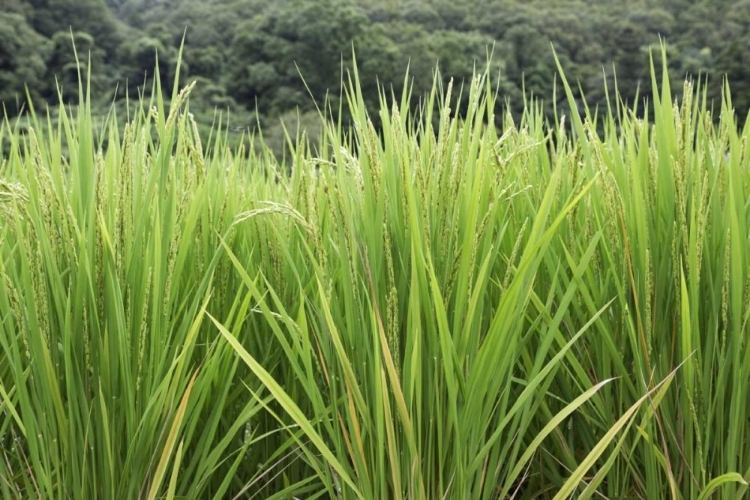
(0, 0), (741, 147)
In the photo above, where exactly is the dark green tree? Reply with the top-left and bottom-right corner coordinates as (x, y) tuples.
(120, 36), (179, 95)
(44, 31), (107, 102)
(27, 0), (122, 54)
(0, 12), (50, 112)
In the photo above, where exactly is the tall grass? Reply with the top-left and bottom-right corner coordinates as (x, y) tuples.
(0, 46), (748, 498)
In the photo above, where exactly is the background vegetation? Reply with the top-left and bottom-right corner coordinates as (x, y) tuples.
(1, 0), (747, 153)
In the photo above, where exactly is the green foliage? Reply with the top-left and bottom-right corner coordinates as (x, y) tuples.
(5, 0), (750, 152)
(0, 12), (50, 112)
(2, 47), (750, 499)
(28, 0), (123, 54)
(120, 35), (180, 93)
(45, 31), (107, 101)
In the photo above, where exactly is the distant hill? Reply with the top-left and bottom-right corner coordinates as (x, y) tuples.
(1, 0), (746, 147)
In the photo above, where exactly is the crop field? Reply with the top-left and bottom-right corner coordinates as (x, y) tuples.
(1, 49), (749, 499)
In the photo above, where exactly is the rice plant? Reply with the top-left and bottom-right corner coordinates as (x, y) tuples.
(0, 45), (748, 499)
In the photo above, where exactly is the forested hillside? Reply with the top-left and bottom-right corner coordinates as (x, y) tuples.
(0, 0), (743, 145)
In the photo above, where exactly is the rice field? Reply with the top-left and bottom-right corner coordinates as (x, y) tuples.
(1, 48), (749, 499)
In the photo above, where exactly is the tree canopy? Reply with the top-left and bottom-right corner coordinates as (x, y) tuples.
(0, 0), (739, 141)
